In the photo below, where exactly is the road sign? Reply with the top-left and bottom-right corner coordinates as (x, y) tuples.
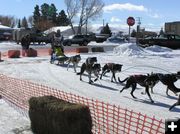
(127, 17), (135, 26)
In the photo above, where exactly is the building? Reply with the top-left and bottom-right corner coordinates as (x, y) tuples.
(0, 24), (13, 40)
(45, 26), (87, 38)
(165, 21), (180, 35)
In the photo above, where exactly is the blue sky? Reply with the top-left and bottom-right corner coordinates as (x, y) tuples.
(0, 0), (180, 31)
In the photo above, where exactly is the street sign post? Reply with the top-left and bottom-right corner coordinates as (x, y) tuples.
(127, 17), (135, 42)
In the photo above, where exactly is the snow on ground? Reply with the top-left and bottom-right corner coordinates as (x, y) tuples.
(0, 41), (180, 133)
(0, 99), (32, 134)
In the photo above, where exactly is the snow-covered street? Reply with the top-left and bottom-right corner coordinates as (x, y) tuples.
(0, 41), (180, 133)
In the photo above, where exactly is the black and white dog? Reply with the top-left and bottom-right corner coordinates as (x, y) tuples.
(157, 73), (180, 96)
(100, 63), (123, 82)
(67, 54), (81, 73)
(145, 72), (180, 96)
(77, 57), (99, 84)
(118, 74), (157, 103)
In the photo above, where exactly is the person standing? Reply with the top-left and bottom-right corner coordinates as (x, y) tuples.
(21, 34), (31, 56)
(50, 30), (65, 63)
(21, 34), (30, 50)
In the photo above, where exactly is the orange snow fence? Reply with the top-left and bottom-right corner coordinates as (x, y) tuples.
(0, 74), (165, 134)
(8, 50), (20, 58)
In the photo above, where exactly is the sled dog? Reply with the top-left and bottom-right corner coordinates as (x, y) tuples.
(77, 57), (98, 84)
(67, 54), (81, 73)
(100, 63), (123, 82)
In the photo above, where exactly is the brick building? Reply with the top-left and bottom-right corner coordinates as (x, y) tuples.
(165, 21), (180, 35)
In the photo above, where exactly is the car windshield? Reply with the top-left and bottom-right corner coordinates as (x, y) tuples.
(68, 35), (74, 39)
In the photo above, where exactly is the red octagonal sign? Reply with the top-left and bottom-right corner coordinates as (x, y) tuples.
(127, 17), (135, 26)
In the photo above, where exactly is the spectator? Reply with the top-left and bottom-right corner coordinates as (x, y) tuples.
(21, 34), (30, 50)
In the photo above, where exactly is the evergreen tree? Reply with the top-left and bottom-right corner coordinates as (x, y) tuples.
(56, 10), (70, 26)
(33, 5), (41, 27)
(21, 17), (28, 28)
(17, 19), (21, 28)
(49, 4), (57, 23)
(41, 3), (49, 20)
(159, 28), (164, 35)
(100, 23), (112, 36)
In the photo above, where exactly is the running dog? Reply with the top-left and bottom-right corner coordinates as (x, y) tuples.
(118, 74), (157, 103)
(145, 72), (180, 96)
(141, 72), (160, 94)
(91, 63), (101, 82)
(77, 57), (99, 84)
(157, 73), (180, 96)
(100, 63), (123, 82)
(53, 56), (69, 65)
(67, 54), (81, 73)
(169, 95), (180, 110)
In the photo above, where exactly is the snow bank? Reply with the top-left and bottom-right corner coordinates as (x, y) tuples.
(113, 43), (175, 58)
(113, 43), (148, 56)
(145, 45), (172, 52)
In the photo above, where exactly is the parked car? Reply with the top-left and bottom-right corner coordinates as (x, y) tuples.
(29, 32), (52, 44)
(63, 34), (92, 46)
(107, 36), (128, 43)
(95, 34), (110, 43)
(13, 28), (52, 44)
(0, 32), (12, 41)
(138, 34), (180, 49)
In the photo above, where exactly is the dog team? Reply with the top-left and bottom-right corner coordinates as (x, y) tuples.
(50, 54), (180, 111)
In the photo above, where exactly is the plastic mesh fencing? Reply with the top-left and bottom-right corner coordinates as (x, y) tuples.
(0, 74), (165, 134)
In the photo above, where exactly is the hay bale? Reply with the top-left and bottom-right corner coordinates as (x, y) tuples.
(22, 48), (37, 57)
(48, 48), (52, 55)
(91, 47), (104, 52)
(29, 96), (92, 134)
(76, 47), (89, 53)
(8, 50), (20, 58)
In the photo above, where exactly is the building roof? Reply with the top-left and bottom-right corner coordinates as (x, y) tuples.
(0, 24), (12, 30)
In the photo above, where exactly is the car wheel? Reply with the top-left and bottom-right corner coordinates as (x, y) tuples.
(63, 42), (66, 46)
(83, 41), (88, 46)
(67, 41), (71, 46)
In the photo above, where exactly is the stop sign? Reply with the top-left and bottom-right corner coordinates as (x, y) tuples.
(127, 17), (135, 26)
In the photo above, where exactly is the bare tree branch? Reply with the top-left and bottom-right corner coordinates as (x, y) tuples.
(64, 0), (104, 34)
(64, 0), (80, 34)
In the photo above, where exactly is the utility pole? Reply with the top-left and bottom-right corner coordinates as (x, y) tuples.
(103, 19), (105, 27)
(86, 8), (88, 35)
(136, 17), (141, 44)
